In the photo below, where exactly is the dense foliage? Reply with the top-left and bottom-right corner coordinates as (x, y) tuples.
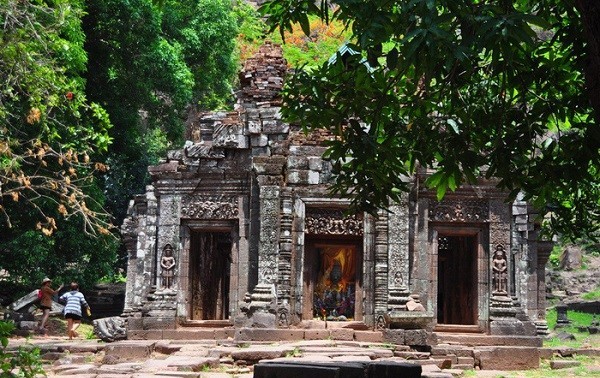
(261, 0), (600, 240)
(1, 0), (241, 295)
(0, 321), (44, 377)
(83, 0), (239, 223)
(0, 0), (113, 236)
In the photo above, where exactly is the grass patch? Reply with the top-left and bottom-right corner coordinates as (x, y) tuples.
(546, 308), (595, 330)
(544, 308), (600, 348)
(582, 286), (600, 301)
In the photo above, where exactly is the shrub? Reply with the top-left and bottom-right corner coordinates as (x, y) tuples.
(0, 321), (45, 378)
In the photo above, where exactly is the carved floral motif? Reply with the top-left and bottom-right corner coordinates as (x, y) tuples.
(305, 209), (363, 235)
(428, 200), (489, 222)
(181, 196), (238, 219)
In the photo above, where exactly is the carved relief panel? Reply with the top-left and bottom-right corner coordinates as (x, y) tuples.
(181, 195), (239, 219)
(428, 200), (489, 223)
(305, 208), (363, 236)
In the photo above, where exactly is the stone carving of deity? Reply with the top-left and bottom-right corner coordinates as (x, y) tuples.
(160, 244), (176, 289)
(492, 244), (508, 295)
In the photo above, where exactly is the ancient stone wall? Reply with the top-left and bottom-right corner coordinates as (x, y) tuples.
(118, 42), (549, 342)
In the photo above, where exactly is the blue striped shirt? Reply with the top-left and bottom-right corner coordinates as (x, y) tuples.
(59, 290), (89, 317)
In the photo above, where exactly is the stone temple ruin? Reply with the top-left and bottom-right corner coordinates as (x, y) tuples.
(116, 43), (553, 347)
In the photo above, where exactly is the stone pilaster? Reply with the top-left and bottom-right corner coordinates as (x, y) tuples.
(277, 190), (293, 327)
(489, 198), (514, 318)
(250, 185), (280, 315)
(387, 200), (412, 313)
(374, 210), (388, 315)
(121, 188), (158, 316)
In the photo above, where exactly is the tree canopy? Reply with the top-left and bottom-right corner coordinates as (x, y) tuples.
(83, 0), (239, 223)
(260, 0), (600, 240)
(1, 0), (241, 290)
(0, 0), (113, 236)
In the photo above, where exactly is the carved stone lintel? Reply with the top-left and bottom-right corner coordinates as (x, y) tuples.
(305, 209), (363, 235)
(181, 195), (239, 219)
(429, 200), (489, 222)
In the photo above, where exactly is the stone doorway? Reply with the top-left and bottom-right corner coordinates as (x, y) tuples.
(303, 240), (363, 322)
(189, 231), (232, 320)
(437, 234), (478, 325)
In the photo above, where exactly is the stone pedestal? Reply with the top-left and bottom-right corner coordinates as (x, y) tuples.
(236, 284), (277, 329)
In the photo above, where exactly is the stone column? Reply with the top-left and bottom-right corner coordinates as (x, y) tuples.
(144, 193), (179, 326)
(374, 210), (388, 316)
(239, 185), (280, 327)
(121, 189), (158, 316)
(489, 198), (515, 319)
(387, 199), (412, 313)
(276, 190), (293, 327)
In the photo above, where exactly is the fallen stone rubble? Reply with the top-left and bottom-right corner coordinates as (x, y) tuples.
(5, 337), (600, 378)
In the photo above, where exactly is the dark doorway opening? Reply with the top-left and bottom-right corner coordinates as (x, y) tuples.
(190, 231), (231, 320)
(437, 235), (477, 325)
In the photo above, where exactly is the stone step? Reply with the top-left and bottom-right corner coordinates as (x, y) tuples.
(127, 327), (386, 344)
(435, 333), (542, 347)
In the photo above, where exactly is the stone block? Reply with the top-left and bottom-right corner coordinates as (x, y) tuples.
(142, 317), (176, 330)
(164, 355), (220, 371)
(289, 145), (328, 156)
(18, 321), (38, 330)
(287, 156), (308, 169)
(251, 135), (268, 147)
(126, 317), (144, 330)
(490, 319), (537, 336)
(248, 120), (262, 134)
(254, 162), (286, 176)
(304, 329), (330, 340)
(450, 364), (474, 371)
(244, 328), (305, 342)
(308, 171), (320, 185)
(431, 358), (453, 369)
(40, 352), (65, 361)
(161, 329), (215, 340)
(456, 356), (474, 365)
(154, 341), (182, 355)
(382, 329), (405, 345)
(354, 331), (383, 343)
(214, 328), (235, 340)
(539, 347), (554, 359)
(104, 341), (156, 361)
(262, 120), (288, 134)
(475, 346), (540, 370)
(287, 170), (307, 185)
(575, 348), (600, 357)
(550, 360), (581, 369)
(404, 329), (428, 346)
(329, 328), (354, 341)
(394, 351), (430, 360)
(307, 157), (323, 171)
(127, 330), (163, 340)
(231, 347), (291, 362)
